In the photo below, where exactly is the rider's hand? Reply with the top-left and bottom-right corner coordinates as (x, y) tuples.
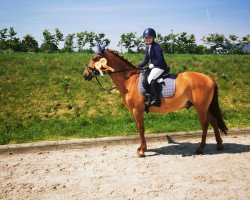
(149, 64), (154, 69)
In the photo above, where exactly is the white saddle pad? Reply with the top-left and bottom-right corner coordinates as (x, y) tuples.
(138, 73), (176, 97)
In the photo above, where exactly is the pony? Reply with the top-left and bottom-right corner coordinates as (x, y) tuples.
(83, 45), (228, 157)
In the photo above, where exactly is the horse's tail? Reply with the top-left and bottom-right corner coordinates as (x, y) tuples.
(209, 82), (228, 135)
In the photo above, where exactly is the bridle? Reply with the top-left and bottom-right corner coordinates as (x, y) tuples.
(85, 66), (100, 79)
(85, 63), (140, 75)
(84, 59), (140, 91)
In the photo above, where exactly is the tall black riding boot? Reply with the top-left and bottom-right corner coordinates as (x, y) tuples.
(149, 80), (161, 107)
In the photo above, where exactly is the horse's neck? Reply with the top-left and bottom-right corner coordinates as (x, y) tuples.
(104, 51), (138, 96)
(110, 74), (129, 96)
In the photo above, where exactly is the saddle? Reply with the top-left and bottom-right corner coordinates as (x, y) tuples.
(138, 69), (178, 112)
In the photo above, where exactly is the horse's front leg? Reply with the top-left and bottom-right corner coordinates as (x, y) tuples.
(132, 108), (147, 157)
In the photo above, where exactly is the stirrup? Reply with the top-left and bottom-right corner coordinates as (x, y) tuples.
(145, 93), (151, 106)
(150, 99), (161, 107)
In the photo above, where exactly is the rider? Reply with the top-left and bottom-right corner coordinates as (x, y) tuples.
(137, 28), (170, 107)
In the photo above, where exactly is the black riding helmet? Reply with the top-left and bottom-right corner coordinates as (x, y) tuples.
(143, 28), (156, 38)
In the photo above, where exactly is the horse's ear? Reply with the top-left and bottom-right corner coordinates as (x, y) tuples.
(95, 41), (106, 55)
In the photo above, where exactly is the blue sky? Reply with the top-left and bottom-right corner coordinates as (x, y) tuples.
(0, 0), (249, 50)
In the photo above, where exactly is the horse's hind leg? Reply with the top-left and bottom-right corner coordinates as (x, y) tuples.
(195, 107), (209, 154)
(207, 112), (224, 150)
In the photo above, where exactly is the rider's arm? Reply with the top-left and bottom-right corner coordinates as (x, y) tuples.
(137, 47), (149, 68)
(153, 45), (165, 67)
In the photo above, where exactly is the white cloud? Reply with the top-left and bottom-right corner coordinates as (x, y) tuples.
(205, 8), (210, 22)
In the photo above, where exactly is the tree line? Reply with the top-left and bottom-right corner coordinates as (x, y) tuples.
(119, 32), (250, 54)
(0, 27), (249, 54)
(0, 27), (110, 53)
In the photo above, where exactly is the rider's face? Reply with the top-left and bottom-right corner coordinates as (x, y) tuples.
(144, 36), (154, 44)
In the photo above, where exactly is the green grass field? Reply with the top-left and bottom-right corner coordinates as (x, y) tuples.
(0, 52), (249, 144)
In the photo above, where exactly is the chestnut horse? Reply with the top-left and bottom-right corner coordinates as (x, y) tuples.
(83, 49), (228, 157)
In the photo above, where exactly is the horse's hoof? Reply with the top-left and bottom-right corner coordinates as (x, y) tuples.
(195, 148), (204, 155)
(137, 150), (146, 157)
(217, 144), (224, 151)
(137, 147), (147, 157)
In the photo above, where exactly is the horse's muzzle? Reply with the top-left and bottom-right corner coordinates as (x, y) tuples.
(83, 74), (93, 81)
(83, 67), (94, 81)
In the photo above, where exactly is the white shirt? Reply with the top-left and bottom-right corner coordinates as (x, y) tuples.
(148, 45), (151, 55)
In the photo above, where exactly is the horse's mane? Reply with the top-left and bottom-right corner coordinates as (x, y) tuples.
(106, 49), (138, 68)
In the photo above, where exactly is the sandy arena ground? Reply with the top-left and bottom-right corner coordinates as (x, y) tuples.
(0, 133), (250, 200)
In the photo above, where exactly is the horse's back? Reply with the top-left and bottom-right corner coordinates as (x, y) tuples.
(176, 71), (215, 109)
(176, 71), (215, 88)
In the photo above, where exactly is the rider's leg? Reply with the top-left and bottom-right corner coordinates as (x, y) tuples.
(147, 68), (164, 107)
(147, 68), (165, 84)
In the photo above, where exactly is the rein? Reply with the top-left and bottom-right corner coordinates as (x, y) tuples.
(94, 76), (116, 91)
(85, 66), (112, 91)
(86, 66), (140, 91)
(108, 67), (140, 74)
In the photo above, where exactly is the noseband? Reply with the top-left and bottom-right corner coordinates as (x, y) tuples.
(85, 66), (101, 78)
